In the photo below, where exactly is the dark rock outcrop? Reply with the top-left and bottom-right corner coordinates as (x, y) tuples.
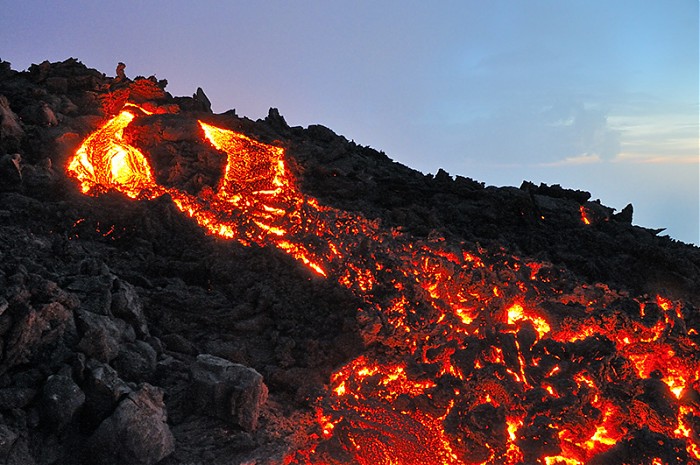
(86, 383), (175, 465)
(190, 354), (268, 432)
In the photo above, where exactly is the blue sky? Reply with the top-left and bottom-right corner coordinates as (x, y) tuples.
(2, 1), (698, 244)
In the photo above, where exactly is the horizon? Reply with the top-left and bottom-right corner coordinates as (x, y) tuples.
(1, 1), (698, 244)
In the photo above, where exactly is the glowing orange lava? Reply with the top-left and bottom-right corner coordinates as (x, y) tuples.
(579, 205), (591, 225)
(67, 106), (159, 199)
(67, 106), (700, 465)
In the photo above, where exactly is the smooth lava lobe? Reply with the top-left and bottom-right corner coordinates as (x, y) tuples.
(67, 108), (160, 199)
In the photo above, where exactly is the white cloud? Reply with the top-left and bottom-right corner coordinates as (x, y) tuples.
(540, 153), (602, 167)
(613, 153), (699, 165)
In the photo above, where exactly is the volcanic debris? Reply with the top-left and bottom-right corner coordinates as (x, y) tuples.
(0, 58), (698, 465)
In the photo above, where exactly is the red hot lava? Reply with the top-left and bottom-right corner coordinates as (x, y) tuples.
(67, 106), (700, 465)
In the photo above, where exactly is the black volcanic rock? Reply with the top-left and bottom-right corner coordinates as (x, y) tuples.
(0, 58), (698, 465)
(189, 354), (268, 432)
(85, 383), (175, 465)
(42, 373), (86, 430)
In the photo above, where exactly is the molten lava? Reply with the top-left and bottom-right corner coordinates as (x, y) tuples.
(67, 107), (158, 199)
(67, 106), (700, 465)
(579, 205), (591, 225)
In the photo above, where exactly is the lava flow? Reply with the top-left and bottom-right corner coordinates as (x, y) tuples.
(67, 106), (700, 465)
(67, 105), (159, 199)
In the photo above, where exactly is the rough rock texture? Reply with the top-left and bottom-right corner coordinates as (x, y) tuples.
(42, 373), (86, 430)
(86, 383), (175, 465)
(190, 354), (268, 432)
(0, 58), (697, 464)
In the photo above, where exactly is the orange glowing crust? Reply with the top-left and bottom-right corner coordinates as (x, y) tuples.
(68, 107), (700, 465)
(579, 205), (591, 225)
(67, 110), (160, 199)
(506, 302), (551, 339)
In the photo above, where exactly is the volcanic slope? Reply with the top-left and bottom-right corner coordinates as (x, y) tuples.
(0, 59), (699, 465)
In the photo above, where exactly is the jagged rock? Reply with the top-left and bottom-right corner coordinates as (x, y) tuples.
(190, 354), (268, 431)
(20, 158), (57, 195)
(65, 274), (115, 316)
(434, 168), (452, 183)
(75, 309), (132, 363)
(532, 193), (570, 214)
(193, 87), (212, 112)
(266, 107), (289, 132)
(0, 61), (12, 78)
(0, 153), (22, 192)
(59, 95), (79, 114)
(145, 335), (164, 353)
(2, 301), (76, 372)
(45, 76), (69, 94)
(0, 424), (18, 457)
(521, 181), (591, 204)
(41, 373), (85, 429)
(3, 433), (35, 465)
(19, 102), (57, 126)
(86, 383), (175, 465)
(614, 203), (634, 224)
(0, 387), (36, 409)
(306, 124), (337, 142)
(0, 95), (23, 141)
(110, 278), (149, 338)
(116, 62), (127, 82)
(113, 340), (157, 382)
(161, 333), (198, 355)
(82, 360), (132, 426)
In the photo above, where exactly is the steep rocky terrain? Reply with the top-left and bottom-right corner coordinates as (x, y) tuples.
(0, 58), (698, 465)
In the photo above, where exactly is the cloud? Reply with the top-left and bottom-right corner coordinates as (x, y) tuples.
(608, 111), (699, 164)
(541, 101), (621, 160)
(613, 153), (699, 165)
(540, 153), (602, 167)
(446, 99), (622, 166)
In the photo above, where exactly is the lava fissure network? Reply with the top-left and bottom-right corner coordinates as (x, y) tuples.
(67, 105), (700, 465)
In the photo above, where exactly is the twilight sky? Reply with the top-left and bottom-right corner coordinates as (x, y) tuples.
(2, 1), (698, 244)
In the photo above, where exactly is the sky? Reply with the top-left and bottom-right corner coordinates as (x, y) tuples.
(1, 1), (698, 244)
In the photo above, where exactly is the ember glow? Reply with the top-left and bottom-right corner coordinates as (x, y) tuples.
(67, 106), (700, 464)
(579, 205), (591, 225)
